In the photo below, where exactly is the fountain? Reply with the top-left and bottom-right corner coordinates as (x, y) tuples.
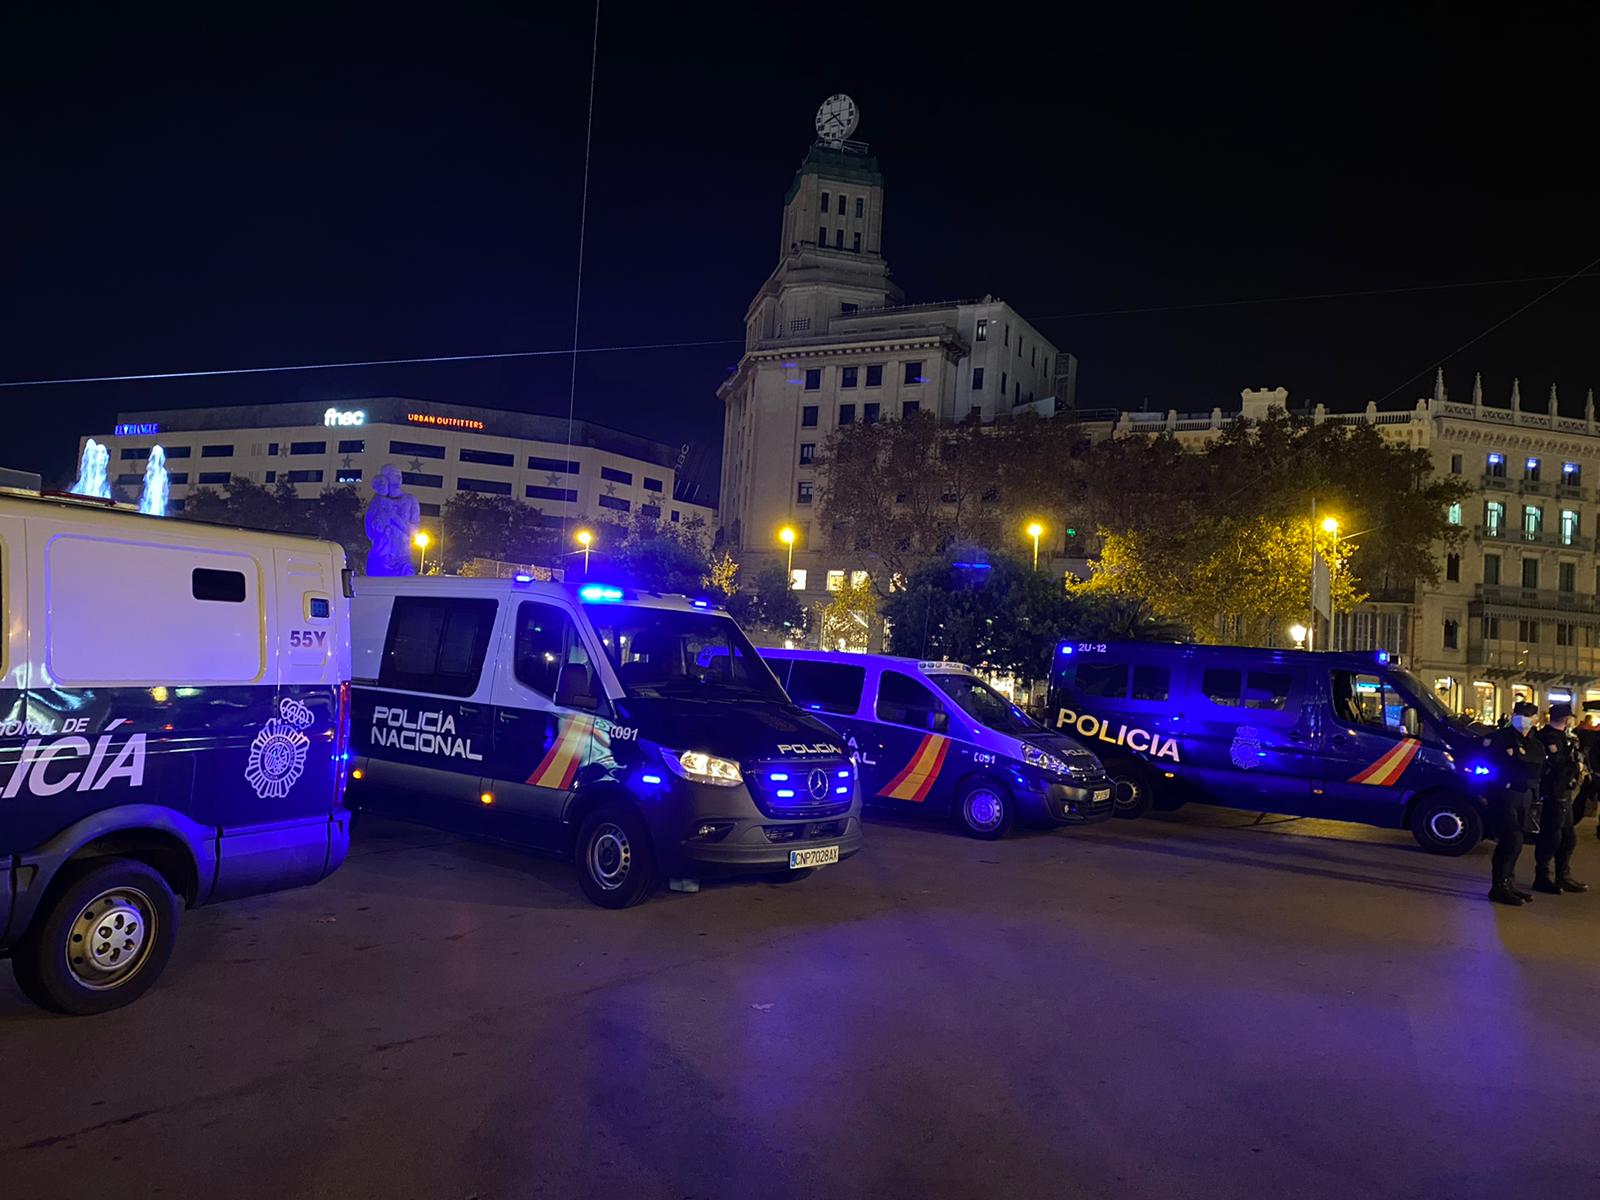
(138, 445), (169, 516)
(71, 439), (112, 499)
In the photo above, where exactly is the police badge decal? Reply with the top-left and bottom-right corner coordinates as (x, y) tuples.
(245, 697), (315, 800)
(1230, 726), (1264, 770)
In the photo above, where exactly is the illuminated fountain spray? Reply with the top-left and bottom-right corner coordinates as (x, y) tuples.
(138, 445), (169, 516)
(71, 439), (112, 499)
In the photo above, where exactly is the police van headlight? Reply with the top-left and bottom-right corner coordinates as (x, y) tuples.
(664, 748), (744, 787)
(1023, 744), (1070, 776)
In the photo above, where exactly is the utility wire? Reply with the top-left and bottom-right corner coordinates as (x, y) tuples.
(561, 0), (603, 551)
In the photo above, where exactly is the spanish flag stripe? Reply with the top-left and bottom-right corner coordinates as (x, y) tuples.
(527, 717), (592, 789)
(1348, 738), (1420, 786)
(880, 735), (949, 801)
(1368, 739), (1421, 786)
(905, 737), (951, 802)
(879, 735), (932, 797)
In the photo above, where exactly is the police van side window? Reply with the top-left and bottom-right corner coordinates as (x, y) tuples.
(379, 597), (497, 697)
(514, 601), (597, 708)
(877, 669), (948, 731)
(1073, 661), (1129, 698)
(1203, 668), (1295, 710)
(786, 660), (866, 715)
(1130, 665), (1170, 702)
(1201, 669), (1242, 707)
(1331, 671), (1406, 734)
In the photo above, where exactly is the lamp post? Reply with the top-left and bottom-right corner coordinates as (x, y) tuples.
(1025, 521), (1044, 572)
(575, 528), (593, 574)
(412, 530), (430, 574)
(1289, 622), (1308, 650)
(779, 526), (796, 583)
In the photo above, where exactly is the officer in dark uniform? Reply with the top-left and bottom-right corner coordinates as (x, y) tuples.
(1485, 701), (1544, 906)
(1578, 702), (1600, 840)
(1533, 702), (1589, 894)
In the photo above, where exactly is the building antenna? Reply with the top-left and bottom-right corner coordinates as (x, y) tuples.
(561, 0), (603, 556)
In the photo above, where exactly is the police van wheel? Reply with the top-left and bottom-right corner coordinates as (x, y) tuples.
(956, 780), (1014, 840)
(576, 803), (656, 909)
(12, 859), (180, 1016)
(1108, 762), (1155, 820)
(1409, 795), (1483, 856)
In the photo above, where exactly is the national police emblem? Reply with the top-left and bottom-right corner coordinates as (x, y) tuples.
(1230, 725), (1264, 770)
(245, 696), (315, 800)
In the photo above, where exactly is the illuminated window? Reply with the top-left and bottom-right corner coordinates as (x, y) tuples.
(1525, 457), (1542, 482)
(1563, 461), (1582, 486)
(1484, 501), (1504, 535)
(1446, 501), (1462, 525)
(797, 481), (814, 505)
(976, 319), (988, 342)
(851, 569), (868, 588)
(1523, 505), (1543, 539)
(1486, 452), (1505, 477)
(790, 569), (807, 590)
(1561, 509), (1580, 545)
(826, 570), (845, 592)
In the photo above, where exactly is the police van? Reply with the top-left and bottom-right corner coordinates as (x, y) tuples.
(1, 490), (352, 1014)
(1047, 640), (1487, 854)
(347, 577), (863, 907)
(761, 650), (1113, 838)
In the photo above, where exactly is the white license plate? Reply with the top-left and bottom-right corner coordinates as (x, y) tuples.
(1093, 789), (1112, 802)
(790, 845), (840, 869)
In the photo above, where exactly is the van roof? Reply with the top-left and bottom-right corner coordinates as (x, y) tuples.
(761, 648), (977, 675)
(0, 490), (342, 553)
(1055, 640), (1396, 670)
(351, 573), (721, 613)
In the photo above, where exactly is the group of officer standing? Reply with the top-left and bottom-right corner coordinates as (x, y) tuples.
(1484, 701), (1597, 906)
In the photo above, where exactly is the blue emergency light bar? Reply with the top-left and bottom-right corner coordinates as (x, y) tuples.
(513, 573), (534, 584)
(579, 584), (624, 603)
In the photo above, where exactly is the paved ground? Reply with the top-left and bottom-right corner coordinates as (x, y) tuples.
(3, 804), (1599, 1200)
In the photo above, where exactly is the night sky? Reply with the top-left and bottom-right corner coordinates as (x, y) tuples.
(6, 4), (1599, 493)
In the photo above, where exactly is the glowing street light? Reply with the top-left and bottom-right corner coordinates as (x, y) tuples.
(1289, 622), (1308, 649)
(779, 526), (796, 579)
(1321, 516), (1340, 535)
(413, 530), (430, 573)
(1025, 521), (1045, 572)
(575, 528), (593, 573)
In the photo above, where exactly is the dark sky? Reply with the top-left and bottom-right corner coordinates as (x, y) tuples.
(6, 3), (1600, 491)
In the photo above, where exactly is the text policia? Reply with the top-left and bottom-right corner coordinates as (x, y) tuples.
(1054, 707), (1181, 762)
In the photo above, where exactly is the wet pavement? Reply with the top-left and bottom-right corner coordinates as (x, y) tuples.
(3, 806), (1599, 1199)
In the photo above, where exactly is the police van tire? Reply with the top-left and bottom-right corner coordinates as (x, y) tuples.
(576, 802), (657, 909)
(1408, 794), (1482, 856)
(1107, 761), (1156, 820)
(12, 859), (181, 1016)
(956, 779), (1014, 840)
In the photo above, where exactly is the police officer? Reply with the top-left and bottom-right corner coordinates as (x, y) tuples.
(1533, 703), (1589, 893)
(1485, 701), (1543, 906)
(1579, 702), (1600, 840)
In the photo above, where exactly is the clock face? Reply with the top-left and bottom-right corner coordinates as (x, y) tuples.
(815, 93), (859, 141)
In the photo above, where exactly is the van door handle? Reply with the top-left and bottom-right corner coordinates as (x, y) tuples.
(1329, 735), (1350, 749)
(1287, 728), (1308, 741)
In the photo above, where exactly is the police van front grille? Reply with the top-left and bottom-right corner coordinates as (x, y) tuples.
(763, 819), (848, 844)
(747, 757), (855, 819)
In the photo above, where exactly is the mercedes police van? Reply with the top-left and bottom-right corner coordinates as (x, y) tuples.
(1047, 640), (1487, 854)
(1, 490), (352, 1014)
(761, 650), (1113, 838)
(347, 577), (863, 907)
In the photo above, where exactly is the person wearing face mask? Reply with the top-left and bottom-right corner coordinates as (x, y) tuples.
(1532, 702), (1588, 894)
(1484, 700), (1544, 906)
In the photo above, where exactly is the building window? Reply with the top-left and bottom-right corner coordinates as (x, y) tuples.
(1484, 553), (1500, 585)
(119, 447), (150, 460)
(826, 569), (845, 592)
(164, 446), (191, 458)
(817, 225), (827, 246)
(841, 302), (858, 314)
(798, 481), (814, 505)
(799, 443), (816, 465)
(972, 366), (985, 390)
(168, 472), (188, 484)
(671, 510), (681, 523)
(790, 568), (807, 591)
(1015, 382), (1022, 406)
(841, 366), (858, 389)
(1558, 622), (1576, 646)
(114, 472), (144, 486)
(1485, 501), (1505, 536)
(643, 477), (663, 493)
(1561, 509), (1579, 545)
(976, 319), (988, 342)
(457, 477), (513, 495)
(1486, 452), (1505, 478)
(1443, 619), (1459, 650)
(838, 403), (856, 425)
(838, 193), (847, 214)
(201, 444), (234, 458)
(1446, 502), (1462, 526)
(528, 455), (580, 474)
(598, 495), (631, 512)
(802, 406), (819, 428)
(1031, 346), (1037, 367)
(266, 442), (279, 456)
(1450, 453), (1463, 474)
(1560, 561), (1576, 592)
(852, 232), (861, 253)
(1446, 553), (1460, 581)
(805, 368), (821, 390)
(863, 403), (880, 424)
(865, 364), (883, 387)
(418, 502), (441, 517)
(1518, 618), (1540, 644)
(968, 405), (982, 421)
(1563, 461), (1582, 486)
(460, 447), (515, 467)
(821, 191), (830, 212)
(390, 440), (446, 459)
(1522, 557), (1539, 589)
(338, 439), (365, 454)
(640, 504), (661, 519)
(402, 472), (443, 488)
(289, 441), (326, 455)
(1524, 504), (1543, 539)
(790, 317), (811, 333)
(601, 466), (633, 485)
(285, 469), (324, 484)
(903, 401), (920, 417)
(855, 196), (864, 217)
(336, 469), (363, 484)
(903, 362), (924, 385)
(263, 471), (276, 484)
(1525, 457), (1541, 482)
(1003, 323), (1010, 346)
(1000, 371), (1008, 397)
(527, 485), (579, 502)
(198, 471), (230, 485)
(1485, 615), (1501, 640)
(834, 228), (844, 249)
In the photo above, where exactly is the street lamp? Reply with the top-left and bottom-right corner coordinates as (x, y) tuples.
(1321, 516), (1340, 535)
(1289, 622), (1308, 650)
(779, 526), (796, 582)
(1025, 521), (1044, 571)
(575, 528), (593, 574)
(412, 530), (430, 573)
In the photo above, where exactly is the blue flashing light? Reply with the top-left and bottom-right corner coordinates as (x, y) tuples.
(951, 561), (992, 570)
(641, 773), (663, 784)
(835, 785), (849, 794)
(692, 599), (709, 608)
(579, 583), (624, 603)
(1059, 644), (1075, 656)
(770, 773), (790, 781)
(1376, 650), (1391, 664)
(776, 788), (796, 798)
(513, 573), (534, 584)
(808, 703), (823, 710)
(1471, 765), (1492, 776)
(836, 769), (850, 778)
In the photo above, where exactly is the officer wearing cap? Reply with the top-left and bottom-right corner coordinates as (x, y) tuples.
(1533, 702), (1589, 894)
(1578, 702), (1600, 839)
(1484, 700), (1543, 905)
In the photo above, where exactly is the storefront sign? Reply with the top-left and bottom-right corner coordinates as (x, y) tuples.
(407, 412), (484, 431)
(324, 408), (367, 427)
(114, 422), (159, 436)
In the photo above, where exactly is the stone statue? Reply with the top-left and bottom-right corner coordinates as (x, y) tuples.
(364, 464), (421, 576)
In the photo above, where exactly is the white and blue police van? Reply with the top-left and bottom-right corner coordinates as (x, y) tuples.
(760, 650), (1113, 838)
(347, 576), (863, 907)
(1, 490), (352, 1014)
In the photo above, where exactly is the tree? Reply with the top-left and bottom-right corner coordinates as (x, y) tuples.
(179, 478), (368, 568)
(724, 563), (808, 645)
(1069, 594), (1190, 643)
(440, 494), (558, 574)
(590, 509), (714, 593)
(816, 575), (878, 652)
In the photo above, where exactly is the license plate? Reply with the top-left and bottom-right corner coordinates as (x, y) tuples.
(1093, 789), (1111, 801)
(790, 845), (839, 869)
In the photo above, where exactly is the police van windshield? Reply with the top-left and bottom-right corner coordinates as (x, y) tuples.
(928, 673), (1040, 736)
(588, 604), (787, 704)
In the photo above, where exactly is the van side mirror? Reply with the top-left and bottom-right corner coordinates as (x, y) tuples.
(556, 665), (599, 712)
(1401, 706), (1420, 737)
